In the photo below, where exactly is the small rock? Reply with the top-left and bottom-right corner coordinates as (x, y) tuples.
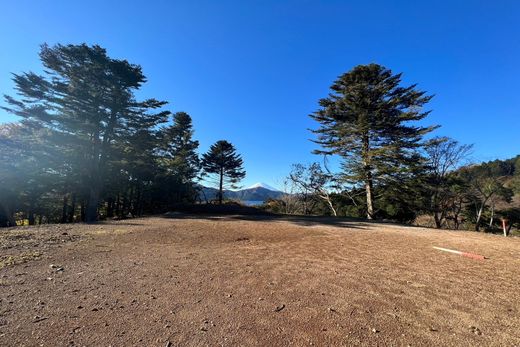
(200, 326), (208, 332)
(371, 328), (379, 333)
(328, 307), (337, 313)
(469, 326), (482, 335)
(429, 327), (438, 332)
(50, 264), (64, 272)
(274, 304), (285, 312)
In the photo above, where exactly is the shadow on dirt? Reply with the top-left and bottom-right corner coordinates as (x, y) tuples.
(160, 205), (372, 230)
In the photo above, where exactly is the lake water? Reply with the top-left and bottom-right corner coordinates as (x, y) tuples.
(242, 200), (264, 206)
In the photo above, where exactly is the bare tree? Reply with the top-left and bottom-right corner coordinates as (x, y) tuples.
(425, 137), (473, 228)
(277, 179), (296, 215)
(288, 163), (338, 216)
(465, 174), (513, 231)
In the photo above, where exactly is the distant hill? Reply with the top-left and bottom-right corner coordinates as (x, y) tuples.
(198, 182), (284, 203)
(457, 155), (519, 212)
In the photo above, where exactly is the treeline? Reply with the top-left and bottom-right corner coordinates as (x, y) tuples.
(266, 154), (519, 232)
(0, 44), (245, 226)
(265, 64), (519, 233)
(1, 44), (518, 233)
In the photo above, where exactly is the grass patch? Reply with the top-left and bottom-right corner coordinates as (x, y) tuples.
(0, 251), (42, 270)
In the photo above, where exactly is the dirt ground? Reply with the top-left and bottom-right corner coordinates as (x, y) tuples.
(1, 214), (519, 346)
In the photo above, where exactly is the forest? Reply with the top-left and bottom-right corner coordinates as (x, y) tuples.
(1, 43), (519, 234)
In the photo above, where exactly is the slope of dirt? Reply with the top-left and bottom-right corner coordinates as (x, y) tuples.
(1, 215), (519, 346)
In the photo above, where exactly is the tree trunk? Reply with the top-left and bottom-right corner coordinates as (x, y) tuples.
(475, 204), (484, 231)
(128, 186), (135, 217)
(135, 184), (142, 216)
(107, 197), (114, 218)
(218, 168), (224, 204)
(453, 200), (462, 230)
(365, 174), (374, 220)
(431, 191), (443, 228)
(489, 203), (495, 227)
(27, 205), (35, 226)
(326, 197), (337, 216)
(115, 194), (121, 219)
(433, 211), (442, 229)
(68, 193), (76, 223)
(320, 193), (337, 216)
(362, 133), (374, 220)
(80, 200), (86, 222)
(85, 186), (100, 223)
(61, 195), (68, 223)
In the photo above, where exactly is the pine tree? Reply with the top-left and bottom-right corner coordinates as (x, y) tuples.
(310, 64), (436, 219)
(201, 140), (245, 204)
(161, 112), (200, 183)
(3, 43), (169, 222)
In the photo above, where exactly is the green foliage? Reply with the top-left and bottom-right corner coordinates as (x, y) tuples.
(310, 63), (436, 219)
(0, 43), (208, 225)
(3, 43), (170, 222)
(160, 112), (200, 183)
(201, 140), (246, 204)
(154, 112), (201, 206)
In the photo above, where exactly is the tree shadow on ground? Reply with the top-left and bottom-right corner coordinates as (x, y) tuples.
(97, 221), (147, 226)
(161, 210), (373, 230)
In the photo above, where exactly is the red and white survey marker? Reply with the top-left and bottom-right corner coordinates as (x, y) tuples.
(433, 246), (486, 260)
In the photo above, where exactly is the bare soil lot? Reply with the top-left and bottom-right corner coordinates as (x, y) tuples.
(1, 215), (519, 346)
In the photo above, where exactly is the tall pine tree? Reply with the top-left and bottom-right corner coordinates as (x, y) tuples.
(161, 112), (200, 183)
(311, 64), (436, 219)
(201, 140), (245, 204)
(3, 43), (169, 222)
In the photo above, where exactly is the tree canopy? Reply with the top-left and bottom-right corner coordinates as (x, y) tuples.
(310, 63), (437, 219)
(201, 140), (246, 204)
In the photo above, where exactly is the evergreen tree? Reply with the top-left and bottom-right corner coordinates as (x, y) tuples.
(201, 140), (245, 204)
(310, 64), (437, 219)
(161, 112), (200, 183)
(156, 112), (200, 205)
(3, 43), (169, 222)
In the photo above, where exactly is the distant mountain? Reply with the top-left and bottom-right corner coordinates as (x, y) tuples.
(198, 182), (284, 203)
(246, 182), (281, 192)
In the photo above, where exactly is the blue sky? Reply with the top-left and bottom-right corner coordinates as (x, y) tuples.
(1, 1), (519, 189)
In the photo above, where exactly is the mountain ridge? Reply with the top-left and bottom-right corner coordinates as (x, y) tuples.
(199, 183), (284, 202)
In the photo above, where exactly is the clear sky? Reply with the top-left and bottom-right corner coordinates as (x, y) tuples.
(1, 1), (519, 189)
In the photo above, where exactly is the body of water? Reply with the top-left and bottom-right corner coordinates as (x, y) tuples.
(242, 200), (264, 206)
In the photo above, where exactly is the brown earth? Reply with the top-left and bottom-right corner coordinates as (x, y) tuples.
(1, 215), (519, 346)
